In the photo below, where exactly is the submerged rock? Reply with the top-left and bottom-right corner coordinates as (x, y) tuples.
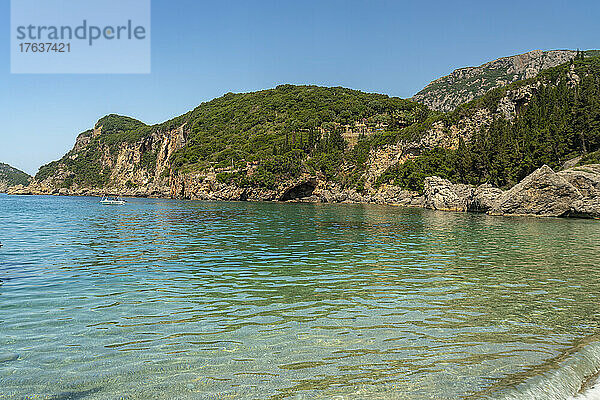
(0, 353), (19, 364)
(491, 165), (583, 217)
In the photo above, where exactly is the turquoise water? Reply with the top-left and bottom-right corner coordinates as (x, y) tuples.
(1, 195), (600, 400)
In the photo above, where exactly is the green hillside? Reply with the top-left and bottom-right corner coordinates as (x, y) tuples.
(35, 54), (600, 196)
(36, 85), (431, 189)
(413, 49), (599, 112)
(379, 54), (600, 191)
(0, 163), (31, 188)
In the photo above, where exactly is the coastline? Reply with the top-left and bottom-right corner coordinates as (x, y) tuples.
(5, 183), (599, 221)
(7, 163), (600, 220)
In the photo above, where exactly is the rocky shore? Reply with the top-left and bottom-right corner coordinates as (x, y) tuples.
(7, 164), (600, 219)
(424, 164), (600, 218)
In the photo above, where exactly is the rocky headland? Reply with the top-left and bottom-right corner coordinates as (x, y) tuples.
(0, 162), (31, 192)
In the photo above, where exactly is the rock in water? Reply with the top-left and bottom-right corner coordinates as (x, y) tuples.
(568, 198), (600, 219)
(491, 165), (583, 217)
(467, 184), (504, 213)
(6, 184), (31, 195)
(423, 176), (474, 211)
(558, 164), (600, 198)
(372, 185), (424, 207)
(0, 353), (19, 363)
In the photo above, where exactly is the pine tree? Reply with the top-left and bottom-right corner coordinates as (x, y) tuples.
(456, 137), (472, 183)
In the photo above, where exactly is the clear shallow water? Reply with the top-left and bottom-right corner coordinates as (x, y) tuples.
(1, 195), (599, 400)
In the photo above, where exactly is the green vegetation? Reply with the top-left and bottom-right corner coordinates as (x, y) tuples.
(577, 149), (600, 166)
(0, 163), (31, 187)
(139, 150), (158, 172)
(168, 85), (428, 175)
(36, 160), (60, 182)
(34, 54), (600, 194)
(376, 148), (460, 192)
(96, 114), (150, 144)
(379, 56), (600, 192)
(414, 50), (598, 112)
(36, 85), (431, 189)
(37, 141), (109, 187)
(60, 143), (110, 187)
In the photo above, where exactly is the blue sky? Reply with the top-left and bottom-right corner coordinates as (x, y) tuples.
(1, 0), (598, 175)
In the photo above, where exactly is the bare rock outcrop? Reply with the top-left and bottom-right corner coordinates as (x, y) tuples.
(312, 182), (367, 204)
(371, 185), (424, 206)
(6, 184), (30, 195)
(423, 176), (474, 211)
(422, 178), (504, 213)
(557, 165), (600, 198)
(468, 184), (504, 213)
(413, 50), (577, 112)
(422, 164), (600, 218)
(568, 199), (600, 219)
(490, 165), (583, 217)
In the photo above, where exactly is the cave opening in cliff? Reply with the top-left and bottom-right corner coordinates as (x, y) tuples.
(279, 182), (316, 201)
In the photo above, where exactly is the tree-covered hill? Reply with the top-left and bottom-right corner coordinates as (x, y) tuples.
(412, 49), (600, 112)
(35, 85), (431, 190)
(32, 53), (600, 201)
(378, 53), (600, 192)
(169, 85), (430, 170)
(0, 163), (31, 191)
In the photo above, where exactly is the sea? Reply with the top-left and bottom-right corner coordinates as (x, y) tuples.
(1, 194), (599, 399)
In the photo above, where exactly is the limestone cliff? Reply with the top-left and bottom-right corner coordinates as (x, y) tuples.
(23, 86), (431, 200)
(31, 120), (187, 198)
(412, 49), (582, 112)
(362, 80), (543, 190)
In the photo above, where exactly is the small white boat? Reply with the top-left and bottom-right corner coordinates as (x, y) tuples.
(100, 196), (126, 205)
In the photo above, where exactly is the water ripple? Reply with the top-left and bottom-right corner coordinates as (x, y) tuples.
(1, 195), (600, 399)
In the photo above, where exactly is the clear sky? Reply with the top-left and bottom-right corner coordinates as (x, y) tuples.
(1, 0), (598, 175)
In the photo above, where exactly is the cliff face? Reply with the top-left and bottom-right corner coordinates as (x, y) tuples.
(16, 71), (570, 199)
(362, 80), (542, 189)
(23, 85), (432, 200)
(412, 49), (578, 112)
(32, 122), (187, 197)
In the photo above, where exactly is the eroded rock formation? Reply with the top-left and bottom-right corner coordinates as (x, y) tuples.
(490, 165), (582, 217)
(419, 164), (600, 219)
